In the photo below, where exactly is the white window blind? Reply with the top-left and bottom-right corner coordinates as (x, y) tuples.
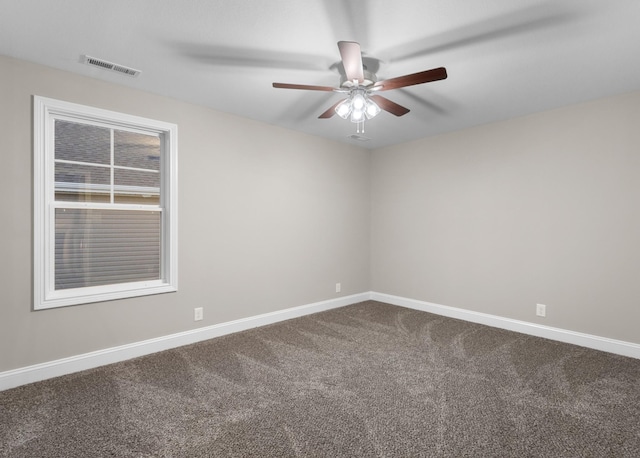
(54, 208), (161, 290)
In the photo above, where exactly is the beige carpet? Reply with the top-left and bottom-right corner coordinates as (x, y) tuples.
(1, 301), (639, 457)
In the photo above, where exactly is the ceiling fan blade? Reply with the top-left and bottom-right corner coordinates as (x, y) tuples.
(338, 41), (364, 83)
(318, 99), (347, 119)
(176, 43), (331, 71)
(369, 95), (410, 116)
(373, 67), (447, 91)
(376, 4), (568, 64)
(273, 82), (336, 91)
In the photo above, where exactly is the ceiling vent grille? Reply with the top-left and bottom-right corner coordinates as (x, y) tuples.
(82, 55), (141, 77)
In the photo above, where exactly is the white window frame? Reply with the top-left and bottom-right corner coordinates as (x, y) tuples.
(33, 96), (178, 310)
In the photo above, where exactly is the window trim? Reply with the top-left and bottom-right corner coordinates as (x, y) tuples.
(33, 96), (178, 310)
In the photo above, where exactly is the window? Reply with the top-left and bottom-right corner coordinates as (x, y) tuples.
(34, 96), (178, 309)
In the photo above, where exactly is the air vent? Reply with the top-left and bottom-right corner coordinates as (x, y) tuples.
(347, 134), (370, 142)
(82, 55), (141, 77)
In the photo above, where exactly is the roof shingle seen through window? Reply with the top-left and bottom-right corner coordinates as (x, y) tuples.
(54, 120), (161, 192)
(55, 120), (161, 172)
(114, 130), (161, 171)
(55, 120), (111, 165)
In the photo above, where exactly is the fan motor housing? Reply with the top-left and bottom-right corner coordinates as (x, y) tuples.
(340, 69), (378, 88)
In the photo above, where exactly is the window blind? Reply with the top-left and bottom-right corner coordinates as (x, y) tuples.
(55, 208), (161, 290)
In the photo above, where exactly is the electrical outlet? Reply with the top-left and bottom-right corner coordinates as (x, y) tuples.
(536, 304), (546, 317)
(336, 282), (341, 293)
(194, 307), (203, 321)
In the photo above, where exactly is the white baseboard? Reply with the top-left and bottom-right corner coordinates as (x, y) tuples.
(370, 292), (640, 360)
(0, 292), (370, 392)
(4, 291), (638, 392)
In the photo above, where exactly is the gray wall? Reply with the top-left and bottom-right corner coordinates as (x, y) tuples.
(0, 55), (371, 372)
(371, 90), (640, 344)
(3, 53), (639, 374)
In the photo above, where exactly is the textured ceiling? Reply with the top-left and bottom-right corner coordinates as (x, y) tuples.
(2, 0), (640, 149)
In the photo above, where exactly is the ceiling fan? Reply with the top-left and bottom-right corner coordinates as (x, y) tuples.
(273, 41), (447, 133)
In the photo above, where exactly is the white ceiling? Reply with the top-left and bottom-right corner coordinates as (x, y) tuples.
(2, 0), (640, 149)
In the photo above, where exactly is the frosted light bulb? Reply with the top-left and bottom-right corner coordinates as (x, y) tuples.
(352, 93), (365, 110)
(335, 100), (352, 119)
(365, 100), (381, 119)
(350, 109), (364, 122)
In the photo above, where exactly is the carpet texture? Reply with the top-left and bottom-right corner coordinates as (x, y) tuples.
(1, 301), (639, 457)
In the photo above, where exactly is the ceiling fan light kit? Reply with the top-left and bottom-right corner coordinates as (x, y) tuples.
(335, 88), (382, 133)
(273, 41), (447, 135)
